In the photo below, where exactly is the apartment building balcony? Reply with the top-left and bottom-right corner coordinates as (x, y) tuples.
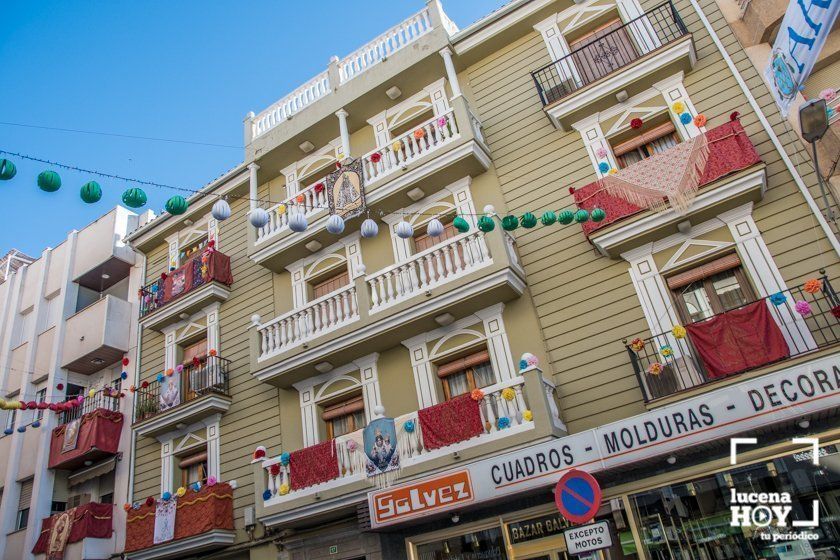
(124, 482), (235, 560)
(61, 295), (132, 374)
(532, 2), (695, 130)
(72, 205), (137, 292)
(251, 229), (525, 385)
(133, 356), (231, 438)
(139, 248), (233, 331)
(625, 273), (840, 403)
(250, 95), (491, 272)
(573, 120), (765, 257)
(32, 502), (114, 560)
(48, 405), (123, 470)
(253, 366), (564, 527)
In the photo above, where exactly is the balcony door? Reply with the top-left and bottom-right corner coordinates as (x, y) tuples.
(569, 18), (639, 87)
(181, 338), (208, 398)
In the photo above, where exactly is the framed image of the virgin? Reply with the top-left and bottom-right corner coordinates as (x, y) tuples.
(326, 159), (366, 219)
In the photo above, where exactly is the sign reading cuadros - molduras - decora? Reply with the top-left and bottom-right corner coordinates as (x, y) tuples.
(368, 356), (840, 528)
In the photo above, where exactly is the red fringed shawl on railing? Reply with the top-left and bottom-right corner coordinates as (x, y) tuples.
(573, 120), (761, 236)
(32, 502), (113, 559)
(417, 394), (484, 451)
(686, 301), (790, 379)
(289, 440), (340, 490)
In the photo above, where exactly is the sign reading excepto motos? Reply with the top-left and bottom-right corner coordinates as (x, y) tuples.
(563, 521), (612, 555)
(506, 512), (571, 545)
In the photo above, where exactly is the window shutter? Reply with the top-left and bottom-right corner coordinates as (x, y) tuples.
(321, 395), (365, 421)
(436, 350), (491, 378)
(18, 480), (33, 510)
(178, 451), (208, 469)
(666, 253), (742, 289)
(612, 122), (677, 156)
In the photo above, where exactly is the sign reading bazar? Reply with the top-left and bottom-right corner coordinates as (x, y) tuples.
(368, 356), (840, 527)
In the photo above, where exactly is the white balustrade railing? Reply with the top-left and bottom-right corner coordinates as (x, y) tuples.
(361, 109), (459, 184)
(337, 7), (433, 84)
(252, 71), (331, 139)
(367, 231), (491, 312)
(257, 285), (359, 359)
(256, 174), (330, 243)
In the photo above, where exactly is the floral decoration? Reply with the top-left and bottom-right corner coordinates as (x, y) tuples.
(647, 362), (663, 375)
(392, 140), (403, 152)
(262, 489), (272, 500)
(672, 101), (685, 113)
(497, 417), (511, 429)
(630, 337), (645, 352)
(679, 112), (692, 125)
(295, 194), (305, 204)
(176, 487), (186, 497)
(803, 278), (823, 294)
(660, 345), (674, 359)
(672, 325), (687, 339)
(278, 484), (290, 496)
(370, 152), (382, 164)
(522, 409), (533, 422)
(820, 88), (837, 101)
(595, 147), (608, 159)
(346, 439), (358, 452)
(414, 128), (426, 140)
(145, 496), (154, 507)
(404, 420), (415, 433)
(630, 118), (643, 129)
(437, 116), (448, 128)
(693, 114), (707, 127)
(269, 463), (281, 476)
(280, 452), (291, 466)
(501, 387), (516, 401)
(769, 292), (787, 306)
(598, 161), (610, 173)
(207, 476), (217, 486)
(470, 388), (485, 402)
(314, 182), (325, 194)
(794, 300), (812, 316)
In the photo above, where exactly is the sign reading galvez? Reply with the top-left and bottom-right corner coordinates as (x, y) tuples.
(368, 356), (840, 527)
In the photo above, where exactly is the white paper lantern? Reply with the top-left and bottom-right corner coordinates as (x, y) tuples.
(395, 220), (414, 239)
(288, 212), (308, 233)
(326, 214), (345, 234)
(427, 218), (444, 238)
(249, 208), (269, 228)
(360, 218), (379, 238)
(211, 199), (231, 221)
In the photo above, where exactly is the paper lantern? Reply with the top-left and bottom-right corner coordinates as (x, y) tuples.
(520, 212), (537, 228)
(38, 170), (62, 192)
(557, 210), (574, 225)
(426, 218), (444, 238)
(395, 220), (414, 239)
(590, 208), (606, 222)
(249, 208), (269, 228)
(574, 209), (589, 223)
(288, 212), (307, 232)
(80, 181), (102, 203)
(540, 211), (556, 226)
(0, 159), (16, 180)
(32, 421), (40, 429)
(122, 188), (147, 208)
(165, 195), (188, 215)
(212, 199), (231, 221)
(501, 215), (519, 231)
(17, 426), (25, 433)
(326, 214), (345, 234)
(453, 216), (469, 233)
(3, 428), (12, 436)
(360, 218), (379, 238)
(477, 216), (495, 232)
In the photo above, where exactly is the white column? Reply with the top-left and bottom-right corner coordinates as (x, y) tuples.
(167, 236), (179, 271)
(356, 353), (382, 422)
(573, 116), (619, 177)
(163, 328), (180, 402)
(475, 304), (516, 383)
(403, 336), (438, 408)
(653, 74), (705, 139)
(439, 47), (462, 99)
(207, 215), (219, 249)
(533, 17), (582, 91)
(287, 262), (307, 308)
(299, 387), (320, 446)
(205, 303), (221, 353)
(342, 234), (364, 278)
(336, 109), (351, 161)
(615, 0), (661, 54)
(205, 419), (221, 479)
(425, 78), (450, 115)
(160, 439), (174, 494)
(248, 162), (260, 212)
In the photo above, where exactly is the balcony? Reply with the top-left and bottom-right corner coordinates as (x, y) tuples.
(252, 229), (525, 385)
(72, 206), (137, 292)
(133, 355), (231, 438)
(125, 483), (235, 560)
(532, 2), (695, 130)
(139, 248), (233, 331)
(32, 502), (114, 560)
(250, 96), (491, 272)
(573, 120), (765, 257)
(625, 274), (840, 403)
(49, 407), (123, 470)
(62, 295), (132, 374)
(253, 366), (565, 526)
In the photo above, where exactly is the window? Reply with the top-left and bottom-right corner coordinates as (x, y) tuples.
(16, 480), (32, 531)
(178, 236), (208, 265)
(436, 350), (496, 401)
(12, 310), (32, 347)
(35, 388), (46, 421)
(310, 269), (350, 300)
(612, 122), (680, 169)
(50, 501), (66, 515)
(179, 450), (208, 488)
(39, 295), (61, 332)
(67, 494), (90, 508)
(667, 254), (755, 324)
(322, 394), (365, 439)
(100, 493), (114, 505)
(4, 408), (16, 432)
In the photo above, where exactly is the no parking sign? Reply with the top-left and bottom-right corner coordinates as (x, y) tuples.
(554, 469), (602, 524)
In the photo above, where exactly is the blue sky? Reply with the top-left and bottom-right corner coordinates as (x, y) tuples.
(0, 0), (496, 256)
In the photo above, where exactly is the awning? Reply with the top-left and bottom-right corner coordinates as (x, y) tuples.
(68, 455), (118, 487)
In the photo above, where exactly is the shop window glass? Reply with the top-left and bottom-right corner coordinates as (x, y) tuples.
(416, 526), (508, 559)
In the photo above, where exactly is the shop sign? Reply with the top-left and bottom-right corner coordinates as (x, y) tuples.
(369, 470), (473, 527)
(368, 355), (840, 527)
(506, 512), (571, 545)
(563, 521), (613, 555)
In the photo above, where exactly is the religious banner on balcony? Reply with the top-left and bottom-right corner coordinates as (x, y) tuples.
(364, 416), (400, 488)
(61, 419), (80, 453)
(46, 510), (73, 560)
(153, 498), (177, 545)
(764, 0), (840, 116)
(326, 158), (366, 219)
(159, 375), (180, 411)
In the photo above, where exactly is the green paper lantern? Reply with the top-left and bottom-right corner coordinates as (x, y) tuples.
(122, 188), (147, 208)
(574, 209), (590, 223)
(165, 195), (188, 215)
(540, 211), (557, 226)
(453, 216), (470, 233)
(477, 215), (495, 232)
(501, 215), (519, 231)
(80, 181), (102, 204)
(558, 210), (575, 225)
(591, 208), (606, 222)
(520, 212), (537, 228)
(0, 159), (16, 180)
(37, 170), (61, 192)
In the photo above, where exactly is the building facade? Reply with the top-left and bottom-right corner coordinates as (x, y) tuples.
(122, 0), (840, 559)
(0, 206), (144, 560)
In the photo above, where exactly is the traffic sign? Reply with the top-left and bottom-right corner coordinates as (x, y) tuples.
(554, 469), (602, 524)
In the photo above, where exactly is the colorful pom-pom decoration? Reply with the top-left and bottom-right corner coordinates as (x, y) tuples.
(519, 352), (538, 370)
(501, 215), (519, 231)
(80, 181), (102, 204)
(672, 101), (685, 114)
(288, 212), (308, 233)
(453, 216), (470, 233)
(672, 325), (687, 339)
(426, 218), (445, 237)
(647, 362), (663, 375)
(0, 159), (17, 180)
(660, 345), (674, 359)
(540, 211), (557, 226)
(679, 112), (693, 125)
(470, 388), (485, 402)
(275, 204), (286, 216)
(574, 209), (589, 223)
(558, 210), (575, 225)
(56, 383), (64, 391)
(630, 337), (646, 353)
(590, 208), (606, 222)
(207, 476), (217, 486)
(523, 410), (533, 422)
(38, 170), (62, 192)
(608, 168), (618, 175)
(313, 182), (325, 194)
(262, 489), (272, 500)
(122, 188), (147, 208)
(803, 278), (823, 294)
(360, 218), (379, 238)
(769, 292), (787, 306)
(501, 387), (516, 401)
(520, 212), (537, 228)
(794, 300), (812, 316)
(123, 503), (131, 512)
(404, 420), (415, 433)
(437, 116), (448, 128)
(165, 195), (188, 215)
(278, 484), (290, 496)
(392, 140), (403, 152)
(122, 356), (130, 366)
(413, 128), (426, 140)
(395, 220), (414, 239)
(121, 371), (128, 380)
(478, 215), (495, 232)
(326, 214), (345, 234)
(212, 199), (231, 221)
(192, 482), (202, 492)
(156, 373), (165, 383)
(145, 496), (155, 507)
(269, 463), (281, 476)
(595, 147), (608, 159)
(280, 452), (291, 466)
(176, 487), (186, 497)
(370, 152), (382, 164)
(497, 417), (511, 429)
(693, 114), (707, 127)
(253, 446), (267, 460)
(630, 118), (644, 129)
(88, 388), (96, 398)
(598, 161), (610, 174)
(162, 491), (172, 501)
(17, 426), (25, 433)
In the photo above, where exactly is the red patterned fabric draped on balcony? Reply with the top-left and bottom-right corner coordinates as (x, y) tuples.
(32, 502), (113, 558)
(289, 440), (340, 490)
(162, 249), (233, 303)
(417, 394), (484, 450)
(573, 120), (762, 236)
(48, 409), (123, 469)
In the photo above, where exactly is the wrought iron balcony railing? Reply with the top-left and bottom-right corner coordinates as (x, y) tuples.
(134, 355), (231, 422)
